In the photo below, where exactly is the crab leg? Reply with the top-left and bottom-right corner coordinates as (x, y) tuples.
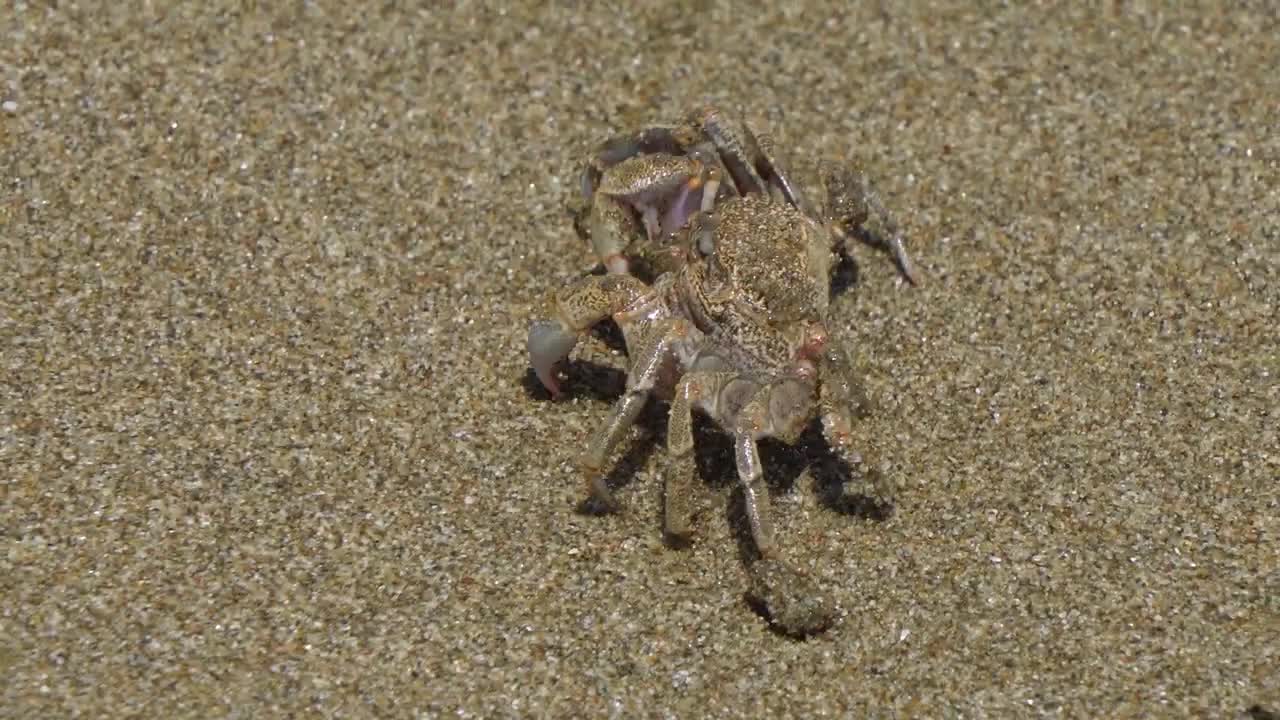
(749, 130), (816, 217)
(733, 374), (823, 558)
(685, 105), (768, 197)
(579, 317), (697, 510)
(663, 379), (699, 542)
(665, 369), (736, 543)
(859, 181), (919, 285)
(815, 350), (892, 494)
(822, 167), (920, 285)
(669, 365), (789, 558)
(733, 428), (777, 558)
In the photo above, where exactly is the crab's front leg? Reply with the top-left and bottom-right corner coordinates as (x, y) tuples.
(683, 105), (815, 215)
(526, 273), (651, 397)
(682, 105), (769, 198)
(579, 125), (691, 201)
(590, 153), (720, 275)
(578, 315), (698, 512)
(750, 130), (816, 216)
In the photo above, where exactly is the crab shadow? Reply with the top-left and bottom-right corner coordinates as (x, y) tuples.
(520, 357), (892, 522)
(829, 246), (861, 300)
(518, 314), (894, 635)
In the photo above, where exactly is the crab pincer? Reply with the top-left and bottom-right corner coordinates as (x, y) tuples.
(527, 318), (578, 398)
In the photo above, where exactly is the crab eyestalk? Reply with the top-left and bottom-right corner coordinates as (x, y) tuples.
(658, 156), (721, 238)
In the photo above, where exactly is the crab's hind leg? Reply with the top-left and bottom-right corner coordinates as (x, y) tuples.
(527, 273), (650, 397)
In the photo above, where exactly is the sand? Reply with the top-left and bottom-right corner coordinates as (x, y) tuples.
(2, 2), (1276, 717)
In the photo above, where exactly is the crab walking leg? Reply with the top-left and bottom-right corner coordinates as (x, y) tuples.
(527, 274), (651, 396)
(817, 353), (873, 449)
(734, 428), (777, 558)
(664, 370), (738, 542)
(823, 168), (920, 285)
(663, 378), (698, 541)
(579, 317), (697, 510)
(699, 171), (721, 213)
(815, 349), (896, 497)
(579, 391), (648, 511)
(729, 375), (819, 559)
(750, 130), (816, 217)
(686, 105), (768, 197)
(858, 178), (919, 285)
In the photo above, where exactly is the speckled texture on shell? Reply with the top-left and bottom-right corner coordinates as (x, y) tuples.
(707, 194), (832, 325)
(3, 2), (1277, 718)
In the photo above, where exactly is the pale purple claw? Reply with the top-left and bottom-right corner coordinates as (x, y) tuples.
(527, 319), (579, 397)
(660, 182), (698, 237)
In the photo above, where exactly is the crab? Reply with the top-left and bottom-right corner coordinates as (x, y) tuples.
(573, 104), (919, 286)
(528, 192), (890, 635)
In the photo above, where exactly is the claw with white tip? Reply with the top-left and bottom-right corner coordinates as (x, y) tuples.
(527, 319), (579, 397)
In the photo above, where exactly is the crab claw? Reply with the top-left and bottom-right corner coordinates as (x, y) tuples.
(527, 319), (579, 397)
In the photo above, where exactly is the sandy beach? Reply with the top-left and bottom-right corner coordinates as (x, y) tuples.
(3, 3), (1276, 716)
